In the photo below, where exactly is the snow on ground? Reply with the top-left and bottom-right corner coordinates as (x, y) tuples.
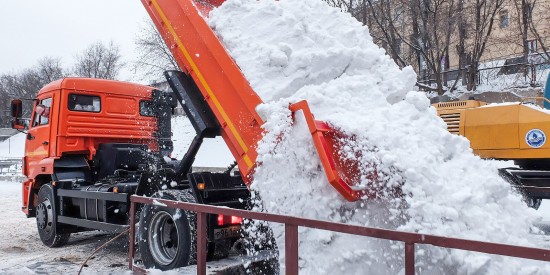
(209, 0), (550, 274)
(0, 133), (25, 158)
(0, 180), (130, 274)
(0, 135), (130, 273)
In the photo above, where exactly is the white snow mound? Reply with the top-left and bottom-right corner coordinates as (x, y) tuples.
(210, 0), (548, 274)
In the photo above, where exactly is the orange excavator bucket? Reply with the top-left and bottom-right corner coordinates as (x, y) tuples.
(142, 0), (374, 201)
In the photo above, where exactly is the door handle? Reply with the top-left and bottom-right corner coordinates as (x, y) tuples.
(42, 141), (49, 145)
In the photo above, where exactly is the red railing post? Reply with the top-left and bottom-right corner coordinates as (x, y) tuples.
(285, 224), (299, 275)
(197, 212), (208, 275)
(405, 242), (415, 275)
(129, 200), (136, 270)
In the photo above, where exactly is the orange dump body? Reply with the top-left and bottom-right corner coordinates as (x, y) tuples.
(142, 0), (370, 201)
(142, 0), (263, 183)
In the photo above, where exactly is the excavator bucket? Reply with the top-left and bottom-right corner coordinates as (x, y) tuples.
(142, 0), (375, 202)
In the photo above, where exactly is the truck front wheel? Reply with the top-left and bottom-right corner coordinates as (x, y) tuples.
(138, 190), (196, 270)
(36, 184), (70, 247)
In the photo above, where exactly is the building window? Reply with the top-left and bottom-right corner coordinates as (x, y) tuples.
(68, 94), (101, 112)
(499, 10), (509, 28)
(527, 39), (537, 53)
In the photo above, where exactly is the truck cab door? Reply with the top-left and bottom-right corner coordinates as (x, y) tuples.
(26, 95), (53, 175)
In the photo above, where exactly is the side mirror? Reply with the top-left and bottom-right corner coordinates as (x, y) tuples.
(11, 99), (22, 118)
(11, 119), (26, 130)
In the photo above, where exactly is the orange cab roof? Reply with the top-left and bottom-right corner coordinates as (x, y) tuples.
(38, 78), (155, 98)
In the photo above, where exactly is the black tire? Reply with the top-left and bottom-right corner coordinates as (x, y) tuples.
(138, 190), (197, 270)
(36, 184), (70, 247)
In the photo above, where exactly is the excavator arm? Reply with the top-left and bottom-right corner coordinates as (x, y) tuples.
(142, 0), (367, 201)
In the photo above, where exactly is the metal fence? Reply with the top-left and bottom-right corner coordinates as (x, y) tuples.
(0, 156), (21, 172)
(418, 59), (550, 91)
(129, 195), (550, 275)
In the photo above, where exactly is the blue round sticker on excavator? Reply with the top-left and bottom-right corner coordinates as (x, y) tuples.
(526, 129), (546, 148)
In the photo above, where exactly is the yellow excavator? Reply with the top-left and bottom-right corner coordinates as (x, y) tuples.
(434, 75), (550, 209)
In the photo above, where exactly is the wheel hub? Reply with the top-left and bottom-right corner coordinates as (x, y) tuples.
(36, 199), (53, 233)
(148, 211), (179, 266)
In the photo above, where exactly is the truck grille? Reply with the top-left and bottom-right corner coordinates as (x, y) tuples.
(440, 113), (461, 134)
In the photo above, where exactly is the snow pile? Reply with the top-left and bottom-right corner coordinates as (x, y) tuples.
(210, 0), (548, 274)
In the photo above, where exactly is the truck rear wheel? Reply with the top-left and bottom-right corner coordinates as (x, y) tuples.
(138, 190), (196, 270)
(36, 184), (70, 247)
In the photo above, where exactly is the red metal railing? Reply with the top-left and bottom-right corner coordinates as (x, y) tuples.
(129, 195), (550, 274)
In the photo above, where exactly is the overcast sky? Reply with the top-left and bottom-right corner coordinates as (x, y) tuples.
(0, 1), (149, 82)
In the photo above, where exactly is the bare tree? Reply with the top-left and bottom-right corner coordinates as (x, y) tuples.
(461, 0), (505, 91)
(324, 0), (460, 95)
(133, 20), (179, 83)
(522, 0), (549, 62)
(456, 0), (468, 86)
(324, 0), (410, 68)
(364, 0), (410, 68)
(528, 3), (550, 62)
(0, 57), (66, 119)
(73, 41), (124, 80)
(324, 0), (353, 11)
(37, 57), (64, 83)
(411, 0), (462, 94)
(511, 0), (549, 83)
(326, 0), (507, 93)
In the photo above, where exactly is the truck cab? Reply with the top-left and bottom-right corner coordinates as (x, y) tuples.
(17, 78), (160, 217)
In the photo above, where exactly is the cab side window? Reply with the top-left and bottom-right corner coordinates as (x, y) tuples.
(32, 98), (52, 127)
(68, 94), (101, 112)
(140, 100), (154, 117)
